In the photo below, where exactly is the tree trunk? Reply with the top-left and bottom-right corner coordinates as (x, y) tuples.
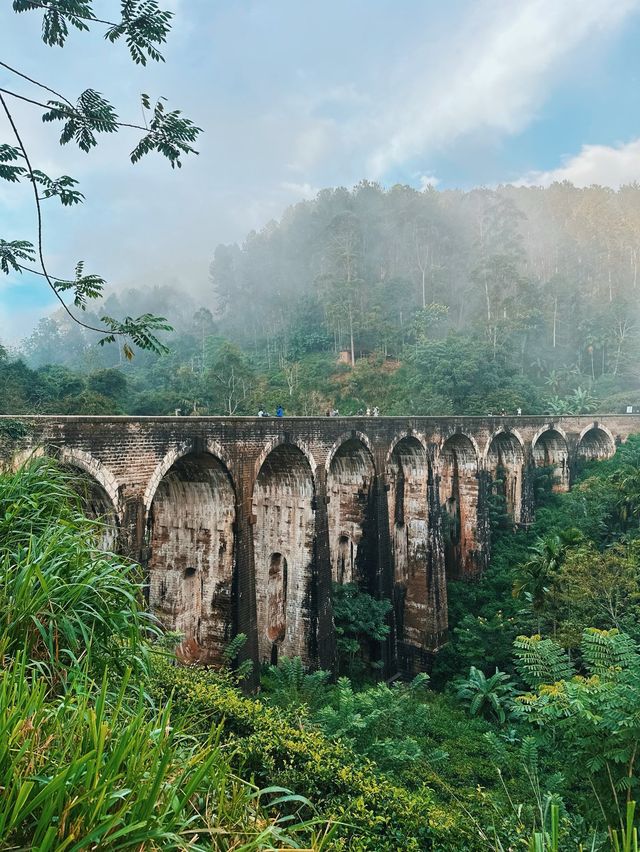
(348, 302), (355, 366)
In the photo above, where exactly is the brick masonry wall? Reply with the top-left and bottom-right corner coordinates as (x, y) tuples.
(1, 414), (637, 674)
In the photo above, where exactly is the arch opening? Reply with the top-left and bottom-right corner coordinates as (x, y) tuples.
(387, 436), (431, 665)
(577, 427), (616, 463)
(253, 443), (315, 663)
(62, 464), (118, 551)
(486, 432), (524, 526)
(439, 434), (480, 578)
(327, 438), (376, 590)
(147, 452), (236, 663)
(532, 429), (569, 495)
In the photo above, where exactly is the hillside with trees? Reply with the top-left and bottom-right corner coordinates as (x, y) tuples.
(5, 181), (640, 417)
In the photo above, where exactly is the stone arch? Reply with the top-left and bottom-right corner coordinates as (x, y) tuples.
(58, 448), (120, 551)
(531, 427), (570, 493)
(387, 434), (430, 568)
(58, 447), (120, 512)
(326, 437), (376, 590)
(144, 442), (194, 511)
(10, 445), (45, 472)
(577, 424), (616, 463)
(252, 443), (316, 663)
(326, 430), (375, 473)
(146, 450), (236, 663)
(485, 429), (525, 525)
(439, 433), (480, 577)
(254, 435), (318, 484)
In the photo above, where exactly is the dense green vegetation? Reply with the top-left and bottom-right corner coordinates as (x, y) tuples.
(5, 436), (640, 848)
(3, 182), (640, 416)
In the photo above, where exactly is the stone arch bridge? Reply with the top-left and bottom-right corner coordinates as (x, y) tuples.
(1, 414), (636, 673)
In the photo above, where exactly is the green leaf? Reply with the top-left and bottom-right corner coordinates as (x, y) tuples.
(31, 170), (84, 205)
(99, 313), (173, 355)
(13, 1), (92, 47)
(42, 90), (118, 152)
(54, 261), (105, 307)
(104, 1), (173, 65)
(0, 239), (36, 274)
(0, 144), (26, 183)
(131, 96), (201, 167)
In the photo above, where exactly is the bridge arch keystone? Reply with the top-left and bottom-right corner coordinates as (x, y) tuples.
(482, 427), (526, 465)
(385, 430), (428, 466)
(58, 446), (120, 513)
(144, 441), (196, 512)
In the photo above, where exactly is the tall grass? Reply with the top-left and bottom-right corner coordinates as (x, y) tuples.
(0, 458), (155, 678)
(0, 459), (332, 849)
(0, 655), (328, 850)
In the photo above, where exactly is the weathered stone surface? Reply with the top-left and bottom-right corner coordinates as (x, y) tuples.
(0, 414), (633, 674)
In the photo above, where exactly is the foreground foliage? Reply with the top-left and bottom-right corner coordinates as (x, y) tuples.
(0, 460), (333, 850)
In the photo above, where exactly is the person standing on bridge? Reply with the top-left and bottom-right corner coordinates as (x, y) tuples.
(276, 405), (284, 417)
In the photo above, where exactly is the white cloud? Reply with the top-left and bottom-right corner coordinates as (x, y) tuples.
(286, 121), (336, 172)
(368, 0), (640, 177)
(517, 139), (640, 187)
(418, 173), (440, 189)
(281, 181), (321, 199)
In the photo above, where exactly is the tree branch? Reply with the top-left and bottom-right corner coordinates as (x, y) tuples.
(0, 91), (121, 338)
(0, 60), (73, 108)
(12, 2), (119, 28)
(0, 87), (157, 135)
(16, 262), (80, 283)
(0, 87), (53, 110)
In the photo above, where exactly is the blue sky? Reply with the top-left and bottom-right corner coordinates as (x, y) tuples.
(2, 0), (640, 342)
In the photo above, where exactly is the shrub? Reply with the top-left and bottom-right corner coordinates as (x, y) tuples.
(151, 660), (434, 851)
(331, 582), (391, 678)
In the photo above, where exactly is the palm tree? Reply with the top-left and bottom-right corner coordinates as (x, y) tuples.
(567, 386), (597, 415)
(544, 369), (563, 394)
(513, 532), (581, 633)
(545, 395), (567, 416)
(454, 666), (515, 724)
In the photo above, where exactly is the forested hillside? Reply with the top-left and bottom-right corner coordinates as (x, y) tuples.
(4, 182), (640, 416)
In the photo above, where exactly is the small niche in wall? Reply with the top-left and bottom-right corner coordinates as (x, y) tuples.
(267, 552), (287, 644)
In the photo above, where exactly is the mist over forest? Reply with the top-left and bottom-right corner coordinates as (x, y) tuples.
(3, 180), (640, 416)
